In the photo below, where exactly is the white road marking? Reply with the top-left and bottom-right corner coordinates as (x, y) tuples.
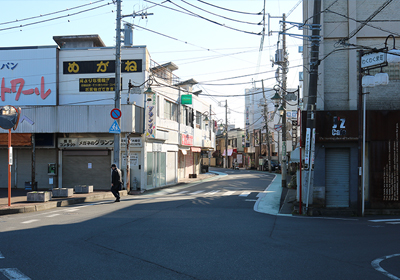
(223, 191), (236, 196)
(0, 251), (4, 258)
(174, 191), (188, 195)
(0, 268), (31, 280)
(370, 219), (400, 223)
(190, 191), (204, 195)
(65, 208), (80, 212)
(239, 191), (251, 197)
(46, 214), (61, 218)
(387, 222), (400, 225)
(245, 199), (258, 202)
(371, 254), (400, 280)
(21, 220), (39, 224)
(205, 190), (220, 195)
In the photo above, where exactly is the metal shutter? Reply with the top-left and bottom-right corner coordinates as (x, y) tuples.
(325, 148), (350, 207)
(62, 151), (111, 190)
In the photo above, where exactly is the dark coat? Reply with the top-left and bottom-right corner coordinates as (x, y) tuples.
(112, 167), (122, 187)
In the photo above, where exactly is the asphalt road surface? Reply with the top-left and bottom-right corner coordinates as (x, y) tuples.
(1, 169), (400, 280)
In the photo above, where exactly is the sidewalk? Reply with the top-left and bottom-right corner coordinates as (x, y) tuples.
(253, 173), (296, 216)
(0, 172), (218, 216)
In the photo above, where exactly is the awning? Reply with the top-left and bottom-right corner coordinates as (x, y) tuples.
(290, 147), (302, 163)
(180, 148), (188, 155)
(222, 149), (233, 156)
(191, 147), (201, 153)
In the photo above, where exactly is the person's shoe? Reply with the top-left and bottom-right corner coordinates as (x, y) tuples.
(115, 198), (120, 202)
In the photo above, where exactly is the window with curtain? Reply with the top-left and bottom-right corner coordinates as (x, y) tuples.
(164, 100), (178, 121)
(196, 111), (201, 128)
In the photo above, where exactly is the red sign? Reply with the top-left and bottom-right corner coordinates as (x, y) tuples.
(1, 77), (51, 101)
(181, 134), (193, 146)
(110, 108), (122, 120)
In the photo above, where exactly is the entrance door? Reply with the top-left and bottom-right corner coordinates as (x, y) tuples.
(325, 148), (350, 207)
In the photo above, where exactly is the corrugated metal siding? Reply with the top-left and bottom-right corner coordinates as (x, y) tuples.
(325, 148), (350, 207)
(15, 149), (32, 189)
(0, 150), (14, 188)
(13, 105), (142, 133)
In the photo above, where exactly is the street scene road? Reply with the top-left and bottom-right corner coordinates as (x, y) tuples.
(1, 169), (400, 280)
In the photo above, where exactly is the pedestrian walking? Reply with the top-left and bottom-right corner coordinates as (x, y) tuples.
(111, 163), (122, 202)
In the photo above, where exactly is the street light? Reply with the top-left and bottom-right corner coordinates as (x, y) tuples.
(144, 86), (155, 101)
(215, 119), (228, 169)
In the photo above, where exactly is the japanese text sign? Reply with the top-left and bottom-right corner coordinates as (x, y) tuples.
(0, 47), (57, 106)
(63, 59), (142, 74)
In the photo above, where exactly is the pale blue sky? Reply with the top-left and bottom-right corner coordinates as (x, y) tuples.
(0, 0), (303, 128)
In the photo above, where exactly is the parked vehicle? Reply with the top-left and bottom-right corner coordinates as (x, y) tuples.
(263, 160), (281, 171)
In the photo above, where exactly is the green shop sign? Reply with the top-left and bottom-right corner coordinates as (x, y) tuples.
(181, 94), (192, 105)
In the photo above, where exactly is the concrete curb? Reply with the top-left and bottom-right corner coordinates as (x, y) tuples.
(254, 173), (283, 215)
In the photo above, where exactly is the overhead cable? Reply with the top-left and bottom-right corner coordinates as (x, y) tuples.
(180, 0), (262, 25)
(0, 0), (106, 26)
(167, 0), (262, 35)
(196, 0), (262, 15)
(0, 2), (113, 32)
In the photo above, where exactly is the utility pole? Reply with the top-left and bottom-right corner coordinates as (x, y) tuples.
(114, 1), (153, 183)
(113, 0), (122, 168)
(304, 0), (322, 212)
(209, 104), (212, 171)
(262, 80), (272, 172)
(225, 100), (228, 169)
(281, 13), (288, 187)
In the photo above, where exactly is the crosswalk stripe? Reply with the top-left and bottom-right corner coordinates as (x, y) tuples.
(223, 191), (236, 196)
(21, 220), (39, 224)
(190, 190), (204, 195)
(239, 191), (251, 197)
(205, 190), (220, 195)
(46, 214), (60, 218)
(0, 268), (31, 280)
(65, 208), (80, 212)
(174, 191), (188, 195)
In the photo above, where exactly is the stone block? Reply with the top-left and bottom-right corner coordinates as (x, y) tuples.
(74, 185), (93, 193)
(27, 191), (52, 202)
(52, 188), (73, 197)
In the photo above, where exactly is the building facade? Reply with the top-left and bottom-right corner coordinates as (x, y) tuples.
(0, 35), (215, 192)
(302, 0), (400, 210)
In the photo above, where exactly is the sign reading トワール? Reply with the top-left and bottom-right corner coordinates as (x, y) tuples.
(0, 47), (57, 106)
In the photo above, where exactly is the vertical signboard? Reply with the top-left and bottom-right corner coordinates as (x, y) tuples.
(146, 92), (156, 138)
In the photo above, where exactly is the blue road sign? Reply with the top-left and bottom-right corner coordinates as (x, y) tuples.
(109, 120), (121, 134)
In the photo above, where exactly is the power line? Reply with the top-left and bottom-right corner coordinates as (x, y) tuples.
(0, 0), (106, 26)
(196, 0), (262, 15)
(167, 0), (262, 35)
(180, 0), (262, 25)
(0, 2), (113, 32)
